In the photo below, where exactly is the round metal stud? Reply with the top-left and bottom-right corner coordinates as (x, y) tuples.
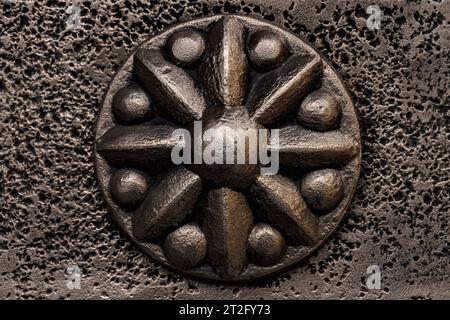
(248, 30), (288, 71)
(187, 108), (264, 190)
(112, 84), (152, 123)
(109, 168), (150, 209)
(166, 28), (205, 67)
(163, 224), (207, 270)
(301, 169), (344, 212)
(248, 223), (286, 266)
(297, 89), (342, 131)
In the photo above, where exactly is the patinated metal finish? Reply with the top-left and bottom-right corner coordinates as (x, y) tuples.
(94, 15), (361, 282)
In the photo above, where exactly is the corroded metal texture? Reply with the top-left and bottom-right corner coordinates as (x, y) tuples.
(94, 15), (361, 282)
(1, 0), (448, 299)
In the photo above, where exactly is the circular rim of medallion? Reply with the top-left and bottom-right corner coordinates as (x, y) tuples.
(94, 14), (361, 283)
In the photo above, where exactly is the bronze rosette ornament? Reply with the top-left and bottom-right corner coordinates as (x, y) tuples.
(94, 15), (361, 282)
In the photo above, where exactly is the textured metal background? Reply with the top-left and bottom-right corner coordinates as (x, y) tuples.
(0, 0), (448, 299)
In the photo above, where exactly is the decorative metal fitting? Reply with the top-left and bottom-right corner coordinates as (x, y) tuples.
(94, 15), (361, 282)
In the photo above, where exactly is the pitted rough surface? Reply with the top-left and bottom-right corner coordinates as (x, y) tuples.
(0, 0), (448, 299)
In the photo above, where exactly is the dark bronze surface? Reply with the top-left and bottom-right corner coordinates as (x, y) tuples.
(1, 0), (448, 299)
(94, 15), (361, 282)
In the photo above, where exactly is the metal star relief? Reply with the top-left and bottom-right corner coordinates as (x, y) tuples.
(94, 15), (361, 282)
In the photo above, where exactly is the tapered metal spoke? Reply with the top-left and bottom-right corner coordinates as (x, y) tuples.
(250, 175), (318, 245)
(132, 168), (202, 241)
(200, 16), (248, 107)
(96, 123), (181, 165)
(203, 188), (253, 279)
(134, 49), (206, 124)
(249, 54), (322, 125)
(270, 126), (359, 168)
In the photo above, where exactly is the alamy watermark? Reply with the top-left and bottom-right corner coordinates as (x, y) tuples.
(170, 121), (279, 176)
(66, 4), (82, 30)
(66, 265), (81, 290)
(366, 265), (382, 290)
(366, 5), (383, 30)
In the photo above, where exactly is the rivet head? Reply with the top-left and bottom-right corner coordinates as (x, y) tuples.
(248, 223), (286, 267)
(109, 168), (149, 209)
(166, 28), (205, 67)
(297, 90), (342, 131)
(248, 30), (288, 71)
(112, 84), (152, 123)
(301, 169), (344, 212)
(163, 224), (207, 270)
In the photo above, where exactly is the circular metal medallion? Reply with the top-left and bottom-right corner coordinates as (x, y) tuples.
(94, 15), (361, 282)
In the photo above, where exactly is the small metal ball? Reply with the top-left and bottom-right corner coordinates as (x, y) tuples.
(248, 30), (288, 71)
(166, 28), (205, 67)
(163, 224), (207, 270)
(297, 90), (342, 131)
(110, 168), (150, 209)
(112, 85), (152, 123)
(247, 223), (286, 266)
(301, 169), (344, 212)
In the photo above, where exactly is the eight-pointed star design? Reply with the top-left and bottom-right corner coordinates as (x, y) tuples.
(94, 15), (361, 281)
